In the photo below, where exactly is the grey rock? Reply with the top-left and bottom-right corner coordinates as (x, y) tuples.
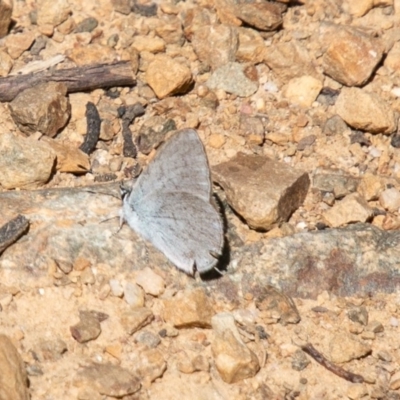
(313, 169), (360, 198)
(207, 62), (258, 97)
(236, 223), (400, 299)
(348, 306), (369, 326)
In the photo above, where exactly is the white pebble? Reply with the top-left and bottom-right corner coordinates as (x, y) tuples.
(109, 279), (124, 297)
(369, 146), (382, 158)
(390, 317), (399, 327)
(135, 267), (165, 296)
(124, 281), (144, 307)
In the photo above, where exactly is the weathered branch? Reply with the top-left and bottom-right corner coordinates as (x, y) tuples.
(0, 61), (136, 102)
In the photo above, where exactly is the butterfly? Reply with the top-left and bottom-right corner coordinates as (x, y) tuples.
(121, 129), (224, 275)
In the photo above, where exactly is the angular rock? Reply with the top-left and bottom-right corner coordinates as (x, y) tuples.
(216, 0), (245, 24)
(40, 137), (90, 173)
(263, 41), (318, 82)
(4, 31), (35, 59)
(211, 313), (260, 383)
(329, 334), (371, 363)
(0, 133), (56, 189)
(236, 27), (265, 64)
(120, 307), (154, 335)
(207, 62), (258, 97)
(321, 24), (384, 86)
(323, 193), (373, 228)
(9, 82), (70, 137)
(181, 8), (212, 41)
(163, 287), (214, 328)
(212, 153), (310, 230)
(336, 87), (397, 135)
(135, 267), (165, 296)
(0, 335), (29, 400)
(0, 0), (12, 38)
(357, 173), (385, 201)
(124, 281), (145, 307)
(70, 314), (101, 343)
(155, 17), (185, 46)
(131, 35), (166, 53)
(37, 0), (71, 27)
(234, 2), (283, 31)
(145, 55), (193, 99)
(75, 363), (140, 397)
(348, 306), (369, 326)
(68, 44), (118, 66)
(192, 24), (238, 70)
(283, 75), (323, 108)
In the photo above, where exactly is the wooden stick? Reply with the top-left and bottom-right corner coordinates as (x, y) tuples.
(0, 61), (136, 102)
(301, 343), (365, 383)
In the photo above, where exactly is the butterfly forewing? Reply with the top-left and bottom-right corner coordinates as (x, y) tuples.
(130, 129), (212, 204)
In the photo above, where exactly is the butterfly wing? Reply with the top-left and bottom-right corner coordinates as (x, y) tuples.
(131, 129), (212, 204)
(125, 191), (223, 275)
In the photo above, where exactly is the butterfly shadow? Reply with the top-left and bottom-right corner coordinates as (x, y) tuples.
(200, 192), (231, 281)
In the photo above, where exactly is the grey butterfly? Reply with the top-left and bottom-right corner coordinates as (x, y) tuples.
(121, 128), (224, 275)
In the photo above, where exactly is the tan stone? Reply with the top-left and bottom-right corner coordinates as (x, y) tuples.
(321, 25), (383, 86)
(357, 173), (385, 201)
(145, 55), (193, 99)
(211, 313), (260, 383)
(336, 87), (397, 134)
(0, 0), (12, 38)
(163, 287), (214, 328)
(0, 133), (56, 189)
(212, 153), (310, 230)
(283, 75), (323, 108)
(323, 193), (373, 228)
(5, 31), (35, 59)
(37, 0), (71, 27)
(120, 307), (154, 335)
(9, 82), (70, 137)
(131, 35), (166, 53)
(40, 137), (90, 173)
(135, 267), (165, 296)
(0, 335), (29, 400)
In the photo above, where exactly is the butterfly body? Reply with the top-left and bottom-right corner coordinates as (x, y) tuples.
(121, 129), (224, 275)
